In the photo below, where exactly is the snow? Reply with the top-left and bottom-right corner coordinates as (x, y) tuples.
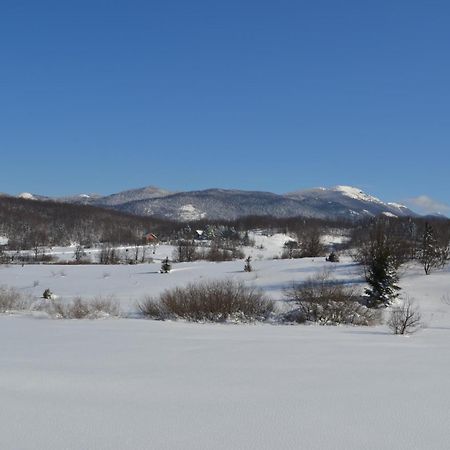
(1, 244), (450, 449)
(246, 231), (295, 259)
(388, 202), (408, 209)
(1, 302), (450, 449)
(321, 233), (350, 246)
(0, 257), (359, 313)
(0, 236), (8, 246)
(334, 185), (384, 204)
(18, 192), (35, 200)
(178, 204), (206, 221)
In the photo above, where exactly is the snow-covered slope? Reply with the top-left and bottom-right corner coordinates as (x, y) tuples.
(335, 185), (384, 203)
(18, 192), (36, 200)
(117, 188), (324, 220)
(115, 186), (416, 220)
(10, 185), (417, 221)
(12, 186), (170, 206)
(94, 186), (172, 206)
(17, 192), (51, 201)
(56, 193), (103, 204)
(125, 186), (416, 220)
(284, 185), (415, 220)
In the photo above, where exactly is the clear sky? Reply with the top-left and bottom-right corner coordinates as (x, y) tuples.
(1, 0), (449, 213)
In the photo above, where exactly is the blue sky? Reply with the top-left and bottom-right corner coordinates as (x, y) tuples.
(1, 0), (449, 212)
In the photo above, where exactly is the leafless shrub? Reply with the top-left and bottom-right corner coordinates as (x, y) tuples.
(387, 298), (422, 335)
(138, 279), (275, 322)
(199, 239), (245, 262)
(442, 293), (450, 306)
(0, 248), (11, 264)
(283, 271), (380, 326)
(174, 240), (201, 262)
(203, 244), (234, 262)
(0, 286), (29, 312)
(99, 245), (120, 264)
(14, 253), (57, 264)
(46, 296), (120, 319)
(281, 241), (302, 259)
(91, 297), (120, 315)
(137, 298), (168, 320)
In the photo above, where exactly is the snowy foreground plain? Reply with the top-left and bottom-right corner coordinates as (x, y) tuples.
(1, 243), (450, 449)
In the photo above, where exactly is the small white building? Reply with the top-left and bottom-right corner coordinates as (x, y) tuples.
(195, 230), (205, 240)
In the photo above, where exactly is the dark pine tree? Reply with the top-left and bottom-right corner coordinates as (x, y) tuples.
(365, 250), (401, 308)
(160, 257), (172, 273)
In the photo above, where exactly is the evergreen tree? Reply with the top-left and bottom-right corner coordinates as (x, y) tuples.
(244, 256), (252, 272)
(326, 251), (339, 263)
(242, 231), (251, 246)
(364, 250), (400, 308)
(419, 222), (449, 275)
(160, 257), (171, 273)
(356, 219), (402, 307)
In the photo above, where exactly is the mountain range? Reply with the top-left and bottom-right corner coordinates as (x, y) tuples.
(9, 185), (418, 221)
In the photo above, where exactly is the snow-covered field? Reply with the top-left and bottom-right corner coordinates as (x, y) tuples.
(0, 257), (361, 314)
(1, 245), (450, 449)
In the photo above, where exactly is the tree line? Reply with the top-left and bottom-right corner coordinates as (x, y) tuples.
(0, 196), (181, 250)
(1, 196), (449, 275)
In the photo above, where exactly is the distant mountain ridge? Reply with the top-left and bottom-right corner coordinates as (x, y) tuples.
(10, 185), (418, 221)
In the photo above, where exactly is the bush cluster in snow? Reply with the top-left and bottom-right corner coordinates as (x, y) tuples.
(32, 296), (121, 319)
(138, 279), (274, 323)
(283, 271), (380, 326)
(0, 286), (29, 313)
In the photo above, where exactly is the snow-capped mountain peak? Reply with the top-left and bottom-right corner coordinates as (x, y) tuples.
(332, 186), (383, 204)
(387, 202), (408, 209)
(18, 192), (36, 200)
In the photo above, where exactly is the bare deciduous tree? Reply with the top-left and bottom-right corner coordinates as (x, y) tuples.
(387, 298), (422, 335)
(74, 244), (86, 263)
(174, 240), (199, 262)
(297, 229), (325, 257)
